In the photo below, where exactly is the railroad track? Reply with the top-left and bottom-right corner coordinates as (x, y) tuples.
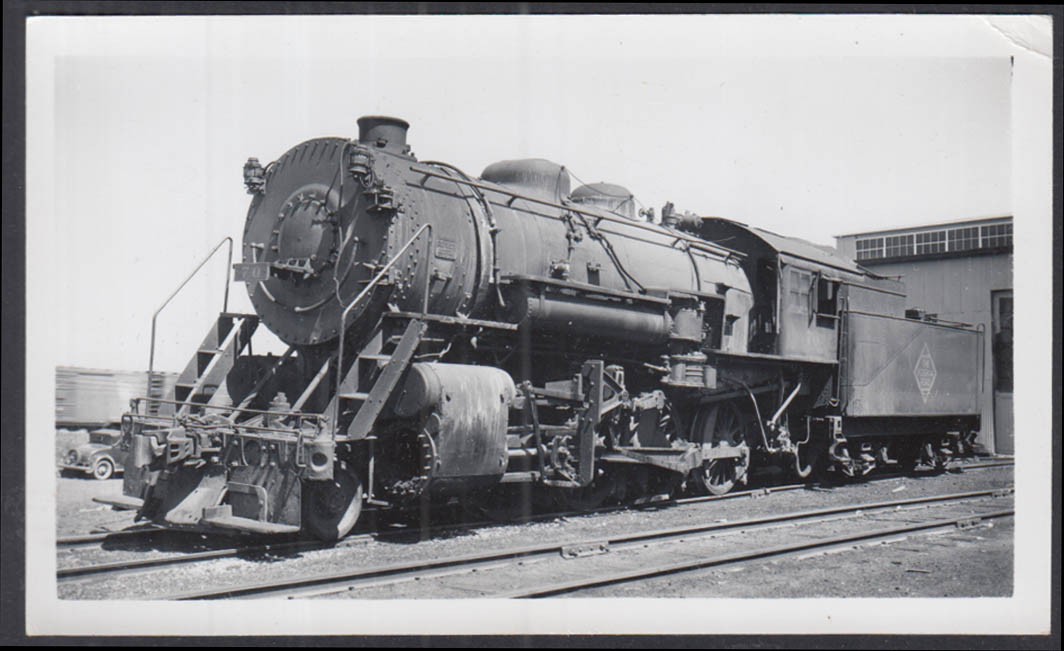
(159, 486), (1013, 600)
(56, 457), (1014, 583)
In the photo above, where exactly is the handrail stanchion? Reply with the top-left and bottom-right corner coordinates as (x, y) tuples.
(422, 227), (434, 316)
(223, 237), (233, 313)
(332, 224), (432, 439)
(147, 237), (234, 410)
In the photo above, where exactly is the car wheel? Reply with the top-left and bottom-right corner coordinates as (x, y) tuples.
(92, 458), (115, 480)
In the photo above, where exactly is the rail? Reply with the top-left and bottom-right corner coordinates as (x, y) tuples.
(147, 237), (234, 391)
(332, 223), (434, 437)
(158, 487), (1013, 599)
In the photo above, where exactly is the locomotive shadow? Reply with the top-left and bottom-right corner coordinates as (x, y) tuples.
(359, 500), (518, 546)
(97, 528), (309, 563)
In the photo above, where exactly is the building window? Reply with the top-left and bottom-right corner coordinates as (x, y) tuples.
(855, 237), (884, 260)
(884, 234), (913, 258)
(850, 220), (1011, 263)
(982, 222), (1012, 248)
(915, 230), (946, 254)
(948, 226), (980, 252)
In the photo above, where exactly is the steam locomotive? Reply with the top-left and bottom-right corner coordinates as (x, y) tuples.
(109, 116), (983, 540)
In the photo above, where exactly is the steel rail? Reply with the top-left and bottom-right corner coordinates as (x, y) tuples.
(61, 457), (1009, 548)
(542, 456), (1014, 516)
(59, 459), (1012, 584)
(160, 487), (1012, 600)
(57, 537), (309, 582)
(59, 457), (1009, 555)
(492, 508), (1016, 598)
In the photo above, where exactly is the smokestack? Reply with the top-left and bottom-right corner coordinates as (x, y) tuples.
(357, 115), (410, 153)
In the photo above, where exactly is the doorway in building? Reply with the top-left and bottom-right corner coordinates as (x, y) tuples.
(991, 290), (1013, 455)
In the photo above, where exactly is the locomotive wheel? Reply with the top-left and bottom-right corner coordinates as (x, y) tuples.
(898, 442), (921, 473)
(693, 401), (750, 496)
(92, 458), (114, 481)
(302, 465), (363, 542)
(927, 442), (949, 475)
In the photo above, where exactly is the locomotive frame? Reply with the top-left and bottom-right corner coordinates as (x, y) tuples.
(103, 116), (984, 541)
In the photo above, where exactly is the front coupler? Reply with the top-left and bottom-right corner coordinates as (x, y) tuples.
(120, 405), (335, 535)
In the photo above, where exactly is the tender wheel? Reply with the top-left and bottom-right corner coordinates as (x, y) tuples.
(302, 464), (363, 542)
(92, 458), (114, 481)
(693, 401), (750, 496)
(928, 442), (949, 475)
(898, 443), (920, 473)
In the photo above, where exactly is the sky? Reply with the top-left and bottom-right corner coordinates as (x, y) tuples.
(21, 13), (1057, 638)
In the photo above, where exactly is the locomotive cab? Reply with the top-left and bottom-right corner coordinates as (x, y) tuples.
(697, 217), (905, 360)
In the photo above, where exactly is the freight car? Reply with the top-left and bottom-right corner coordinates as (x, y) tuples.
(103, 116), (983, 540)
(56, 366), (178, 429)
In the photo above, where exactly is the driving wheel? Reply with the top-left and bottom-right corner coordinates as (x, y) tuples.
(693, 401), (750, 496)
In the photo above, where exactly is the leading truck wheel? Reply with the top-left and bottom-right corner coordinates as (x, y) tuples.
(302, 465), (363, 542)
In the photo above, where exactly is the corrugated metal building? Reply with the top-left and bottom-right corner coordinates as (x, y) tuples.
(835, 216), (1013, 454)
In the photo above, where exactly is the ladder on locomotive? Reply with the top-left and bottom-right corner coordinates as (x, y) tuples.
(172, 313), (258, 417)
(325, 319), (428, 440)
(166, 313), (430, 439)
(835, 296), (850, 405)
(146, 371), (169, 416)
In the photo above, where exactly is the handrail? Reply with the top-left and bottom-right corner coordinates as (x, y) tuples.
(332, 223), (434, 437)
(147, 237), (233, 388)
(131, 396), (324, 420)
(410, 164), (744, 261)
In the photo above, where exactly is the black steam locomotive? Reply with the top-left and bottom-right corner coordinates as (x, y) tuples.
(110, 116), (983, 540)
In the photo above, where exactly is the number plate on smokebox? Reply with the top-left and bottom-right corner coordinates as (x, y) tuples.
(233, 262), (271, 282)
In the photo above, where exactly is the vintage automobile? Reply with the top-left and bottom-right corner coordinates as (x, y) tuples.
(59, 429), (126, 480)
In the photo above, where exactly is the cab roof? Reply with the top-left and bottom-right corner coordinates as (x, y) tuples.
(700, 217), (876, 277)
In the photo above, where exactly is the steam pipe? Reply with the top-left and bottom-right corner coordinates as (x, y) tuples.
(769, 382), (802, 428)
